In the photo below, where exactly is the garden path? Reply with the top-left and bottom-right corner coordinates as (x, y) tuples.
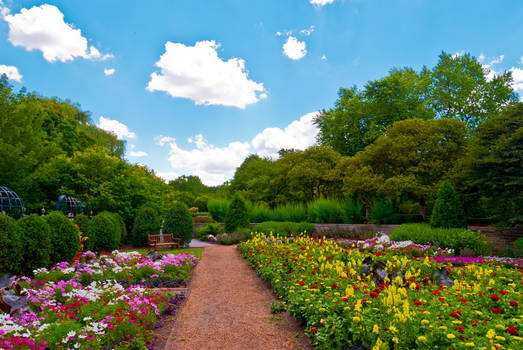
(165, 245), (311, 350)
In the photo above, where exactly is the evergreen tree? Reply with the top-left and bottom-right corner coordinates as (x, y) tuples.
(163, 201), (194, 246)
(224, 193), (250, 232)
(431, 181), (466, 228)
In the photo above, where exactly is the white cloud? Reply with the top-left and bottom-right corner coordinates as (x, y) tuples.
(252, 112), (319, 158)
(157, 133), (251, 186)
(481, 54), (505, 82)
(310, 0), (336, 6)
(104, 68), (115, 76)
(521, 56), (523, 65)
(154, 135), (176, 147)
(128, 151), (148, 157)
(478, 53), (485, 63)
(300, 26), (315, 36)
(0, 64), (22, 82)
(146, 40), (266, 109)
(283, 36), (307, 60)
(1, 4), (112, 63)
(321, 54), (327, 60)
(97, 116), (136, 140)
(509, 67), (523, 92)
(452, 50), (465, 59)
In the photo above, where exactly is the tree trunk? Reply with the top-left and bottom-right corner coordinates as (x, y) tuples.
(419, 199), (426, 220)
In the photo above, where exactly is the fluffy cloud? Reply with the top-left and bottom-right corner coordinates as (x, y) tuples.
(156, 171), (181, 183)
(309, 0), (337, 6)
(321, 54), (327, 61)
(104, 68), (115, 76)
(1, 4), (112, 62)
(480, 54), (505, 81)
(97, 116), (136, 140)
(146, 40), (266, 109)
(157, 134), (251, 186)
(283, 36), (307, 60)
(509, 67), (523, 97)
(128, 151), (148, 157)
(0, 64), (22, 82)
(156, 112), (320, 185)
(252, 112), (319, 158)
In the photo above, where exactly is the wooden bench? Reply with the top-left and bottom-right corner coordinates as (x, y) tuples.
(147, 234), (181, 250)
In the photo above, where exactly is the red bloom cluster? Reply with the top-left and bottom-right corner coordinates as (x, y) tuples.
(506, 325), (518, 336)
(490, 294), (500, 302)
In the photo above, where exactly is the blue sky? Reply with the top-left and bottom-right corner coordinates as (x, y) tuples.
(1, 0), (522, 185)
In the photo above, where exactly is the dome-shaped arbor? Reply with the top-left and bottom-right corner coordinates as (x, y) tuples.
(0, 186), (25, 218)
(56, 195), (85, 216)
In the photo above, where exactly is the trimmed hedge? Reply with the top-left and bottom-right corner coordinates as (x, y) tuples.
(18, 214), (52, 274)
(390, 223), (489, 255)
(132, 207), (161, 247)
(0, 213), (23, 274)
(252, 221), (315, 237)
(163, 201), (194, 246)
(224, 193), (249, 232)
(45, 211), (80, 265)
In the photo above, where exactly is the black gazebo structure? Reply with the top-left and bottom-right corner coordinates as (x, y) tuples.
(56, 195), (85, 217)
(0, 186), (25, 218)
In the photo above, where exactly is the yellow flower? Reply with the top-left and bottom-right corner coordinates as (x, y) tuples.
(389, 325), (398, 333)
(439, 326), (447, 330)
(372, 338), (383, 350)
(353, 316), (361, 322)
(392, 337), (399, 344)
(319, 308), (326, 312)
(372, 324), (379, 334)
(513, 336), (523, 341)
(464, 343), (475, 347)
(421, 319), (430, 324)
(495, 336), (506, 341)
(452, 320), (462, 324)
(417, 336), (427, 342)
(495, 324), (505, 330)
(447, 334), (456, 339)
(486, 329), (496, 339)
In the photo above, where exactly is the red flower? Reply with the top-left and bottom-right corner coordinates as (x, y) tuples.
(456, 326), (465, 333)
(298, 281), (305, 286)
(506, 325), (518, 336)
(499, 290), (508, 295)
(490, 294), (500, 302)
(370, 292), (378, 299)
(331, 283), (338, 288)
(510, 300), (518, 308)
(491, 308), (502, 314)
(311, 270), (316, 275)
(342, 297), (348, 302)
(414, 300), (423, 306)
(438, 297), (445, 302)
(310, 327), (317, 333)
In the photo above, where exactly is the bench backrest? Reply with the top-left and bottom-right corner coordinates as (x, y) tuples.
(148, 234), (174, 244)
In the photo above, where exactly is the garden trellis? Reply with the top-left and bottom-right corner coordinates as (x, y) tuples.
(0, 186), (25, 218)
(55, 195), (85, 216)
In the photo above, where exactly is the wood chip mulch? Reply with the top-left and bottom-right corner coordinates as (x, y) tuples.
(165, 245), (312, 350)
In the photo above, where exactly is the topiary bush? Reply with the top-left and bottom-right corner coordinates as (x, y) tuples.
(307, 199), (344, 223)
(224, 193), (250, 232)
(132, 207), (161, 247)
(431, 181), (466, 228)
(0, 213), (23, 275)
(45, 211), (80, 265)
(89, 212), (121, 252)
(163, 201), (194, 247)
(208, 198), (229, 222)
(253, 221), (315, 237)
(18, 214), (52, 274)
(75, 214), (95, 251)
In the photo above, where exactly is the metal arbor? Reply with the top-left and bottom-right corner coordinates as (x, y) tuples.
(56, 195), (85, 217)
(0, 186), (25, 218)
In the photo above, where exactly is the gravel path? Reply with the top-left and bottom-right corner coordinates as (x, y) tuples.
(165, 245), (311, 350)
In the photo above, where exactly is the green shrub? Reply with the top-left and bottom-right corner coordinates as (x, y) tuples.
(197, 223), (224, 240)
(307, 199), (344, 223)
(164, 201), (194, 246)
(74, 214), (90, 235)
(18, 214), (52, 273)
(104, 212), (124, 248)
(45, 211), (80, 265)
(390, 223), (489, 255)
(216, 230), (249, 245)
(431, 181), (466, 228)
(253, 221), (315, 237)
(342, 199), (364, 223)
(271, 204), (307, 222)
(132, 207), (161, 247)
(194, 195), (209, 212)
(208, 199), (229, 222)
(74, 214), (95, 251)
(224, 193), (250, 232)
(0, 213), (23, 274)
(89, 212), (121, 252)
(250, 205), (272, 223)
(370, 199), (398, 225)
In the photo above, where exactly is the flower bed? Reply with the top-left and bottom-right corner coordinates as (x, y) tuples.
(0, 251), (197, 349)
(239, 234), (522, 349)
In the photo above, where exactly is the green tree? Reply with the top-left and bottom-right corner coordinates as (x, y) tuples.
(45, 211), (81, 264)
(18, 214), (52, 273)
(430, 181), (466, 228)
(224, 193), (250, 232)
(163, 201), (194, 246)
(230, 154), (276, 203)
(455, 103), (523, 224)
